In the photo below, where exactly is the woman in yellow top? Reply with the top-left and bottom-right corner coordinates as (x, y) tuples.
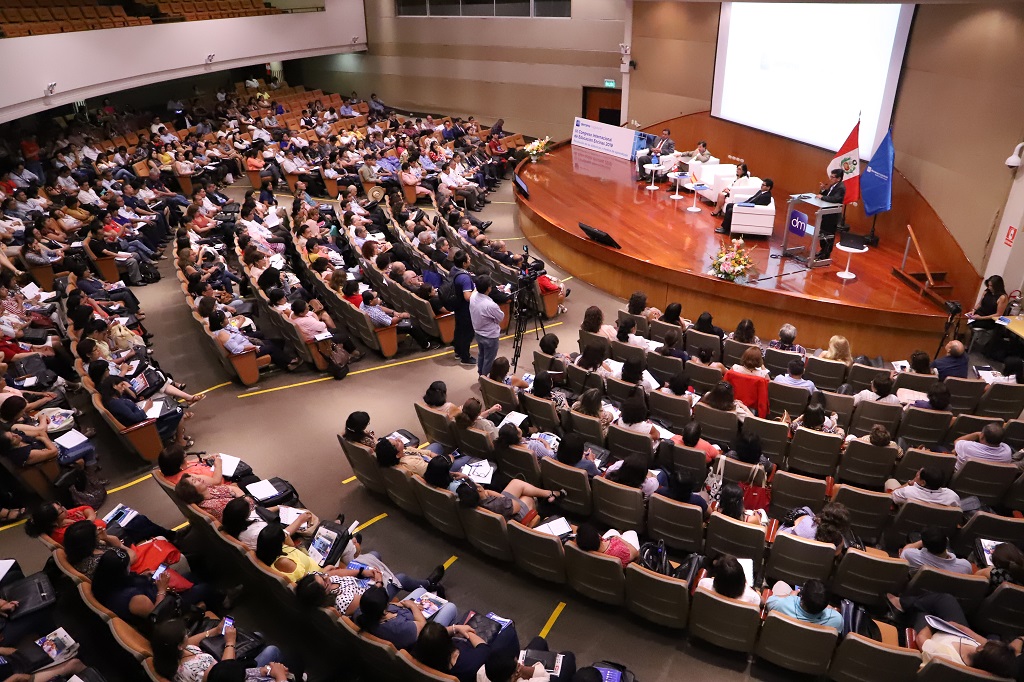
(255, 523), (321, 582)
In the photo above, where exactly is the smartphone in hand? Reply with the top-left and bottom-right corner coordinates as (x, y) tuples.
(152, 565), (167, 581)
(221, 616), (234, 635)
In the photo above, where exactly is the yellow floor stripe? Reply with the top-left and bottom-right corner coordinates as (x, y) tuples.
(443, 555), (458, 569)
(503, 237), (526, 241)
(561, 276), (573, 282)
(355, 513), (388, 532)
(196, 381), (232, 395)
(491, 201), (515, 204)
(538, 602), (566, 638)
(0, 519), (27, 532)
(106, 474), (153, 494)
(173, 521), (190, 531)
(342, 475), (357, 484)
(238, 322), (563, 398)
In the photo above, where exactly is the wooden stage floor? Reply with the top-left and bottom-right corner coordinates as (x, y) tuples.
(515, 144), (950, 358)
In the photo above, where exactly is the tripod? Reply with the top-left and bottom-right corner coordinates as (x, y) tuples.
(935, 311), (962, 359)
(510, 278), (546, 372)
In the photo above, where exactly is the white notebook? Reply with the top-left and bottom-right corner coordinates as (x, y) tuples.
(246, 479), (279, 501)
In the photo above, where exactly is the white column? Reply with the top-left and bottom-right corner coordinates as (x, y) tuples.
(981, 167), (1024, 306)
(619, 0), (633, 126)
(269, 61), (284, 82)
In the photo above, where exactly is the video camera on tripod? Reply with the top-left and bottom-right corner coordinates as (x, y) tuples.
(509, 245), (547, 371)
(516, 245), (546, 285)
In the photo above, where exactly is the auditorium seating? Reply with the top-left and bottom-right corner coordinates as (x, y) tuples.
(0, 1), (152, 37)
(147, 0), (282, 22)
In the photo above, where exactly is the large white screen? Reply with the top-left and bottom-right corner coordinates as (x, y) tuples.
(712, 2), (913, 159)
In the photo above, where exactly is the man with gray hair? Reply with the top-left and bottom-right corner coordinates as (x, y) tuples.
(931, 340), (968, 380)
(768, 323), (806, 359)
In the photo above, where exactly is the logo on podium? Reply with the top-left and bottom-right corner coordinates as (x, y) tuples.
(788, 209), (809, 237)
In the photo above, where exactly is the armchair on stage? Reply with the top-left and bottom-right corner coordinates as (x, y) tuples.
(697, 168), (762, 205)
(730, 199), (776, 238)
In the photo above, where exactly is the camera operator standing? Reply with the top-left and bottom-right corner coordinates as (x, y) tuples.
(470, 275), (505, 377)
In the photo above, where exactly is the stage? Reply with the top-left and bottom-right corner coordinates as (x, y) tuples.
(515, 141), (955, 359)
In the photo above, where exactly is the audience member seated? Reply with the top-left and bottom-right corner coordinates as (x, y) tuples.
(221, 497), (316, 552)
(661, 471), (708, 515)
(907, 349), (937, 376)
(819, 335), (853, 366)
(414, 620), (521, 682)
(974, 543), (1024, 590)
(767, 323), (806, 359)
(100, 375), (190, 447)
(887, 592), (1016, 678)
(778, 501), (850, 552)
(174, 473), (248, 522)
(352, 584), (458, 652)
(718, 482), (764, 525)
(659, 302), (691, 331)
(909, 382), (952, 413)
(375, 434), (443, 476)
(773, 359), (816, 393)
(731, 347), (769, 378)
(456, 479), (562, 523)
(690, 312), (724, 342)
(604, 453), (663, 498)
(852, 374), (900, 407)
(555, 432), (600, 477)
(570, 388), (615, 437)
(90, 549), (219, 632)
(152, 618), (286, 682)
(679, 422), (720, 464)
(496, 423), (554, 460)
(765, 579), (844, 633)
(886, 467), (960, 507)
(953, 423), (1012, 472)
(727, 318), (758, 346)
(574, 523), (639, 568)
(931, 340), (968, 380)
(626, 291), (662, 322)
(900, 526), (972, 574)
(26, 501), (173, 547)
(701, 381), (753, 422)
(579, 306), (616, 341)
(788, 399), (845, 439)
(614, 401), (660, 443)
(696, 554), (760, 605)
(477, 638), (577, 682)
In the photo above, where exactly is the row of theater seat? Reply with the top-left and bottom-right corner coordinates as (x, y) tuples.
(338, 414), (1024, 681)
(148, 0), (280, 22)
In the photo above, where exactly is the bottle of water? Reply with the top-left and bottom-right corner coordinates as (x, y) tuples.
(652, 153), (659, 165)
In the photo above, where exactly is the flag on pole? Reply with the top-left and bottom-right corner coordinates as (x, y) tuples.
(861, 130), (894, 216)
(827, 122), (861, 204)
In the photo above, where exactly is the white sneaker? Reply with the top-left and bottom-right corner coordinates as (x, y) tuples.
(224, 173), (235, 184)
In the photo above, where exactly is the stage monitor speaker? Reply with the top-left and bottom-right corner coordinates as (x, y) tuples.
(513, 173), (530, 199)
(579, 222), (622, 249)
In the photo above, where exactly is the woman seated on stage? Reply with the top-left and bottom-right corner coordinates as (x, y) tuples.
(731, 347), (770, 378)
(727, 318), (760, 346)
(580, 306), (616, 341)
(659, 302), (691, 331)
(710, 164), (752, 217)
(702, 381), (753, 421)
(627, 291), (662, 322)
(819, 335), (854, 366)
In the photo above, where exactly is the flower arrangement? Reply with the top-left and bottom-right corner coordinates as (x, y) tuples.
(524, 136), (552, 161)
(709, 238), (756, 282)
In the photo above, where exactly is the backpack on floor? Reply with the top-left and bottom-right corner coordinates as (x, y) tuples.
(592, 660), (637, 682)
(140, 261), (162, 283)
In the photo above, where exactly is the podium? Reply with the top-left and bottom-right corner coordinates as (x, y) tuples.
(780, 194), (844, 268)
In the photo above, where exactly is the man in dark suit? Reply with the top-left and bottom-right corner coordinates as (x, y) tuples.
(815, 169), (846, 260)
(716, 179), (774, 234)
(636, 129), (676, 176)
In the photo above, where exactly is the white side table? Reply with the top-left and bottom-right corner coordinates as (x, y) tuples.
(643, 163), (660, 191)
(835, 242), (869, 280)
(666, 172), (685, 200)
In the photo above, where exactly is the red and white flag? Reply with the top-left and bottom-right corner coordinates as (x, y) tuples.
(827, 122), (861, 204)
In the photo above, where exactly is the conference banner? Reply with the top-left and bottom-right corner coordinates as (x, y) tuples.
(862, 130), (894, 216)
(571, 117), (639, 161)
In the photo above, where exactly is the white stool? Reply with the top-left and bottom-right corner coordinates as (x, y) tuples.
(643, 163), (660, 191)
(835, 242), (869, 280)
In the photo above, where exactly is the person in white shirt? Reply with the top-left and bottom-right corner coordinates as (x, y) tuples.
(438, 162), (484, 211)
(697, 554), (761, 606)
(149, 117), (165, 134)
(953, 424), (1013, 473)
(852, 374), (901, 406)
(9, 163), (39, 189)
(80, 140), (101, 163)
(76, 181), (106, 209)
(886, 467), (961, 507)
(251, 125), (272, 144)
(55, 168), (80, 195)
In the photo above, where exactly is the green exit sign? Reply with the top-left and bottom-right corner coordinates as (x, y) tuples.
(604, 79), (616, 88)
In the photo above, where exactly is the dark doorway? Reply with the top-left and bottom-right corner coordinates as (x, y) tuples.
(582, 86), (622, 126)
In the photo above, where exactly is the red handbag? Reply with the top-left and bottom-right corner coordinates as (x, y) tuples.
(739, 465), (771, 511)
